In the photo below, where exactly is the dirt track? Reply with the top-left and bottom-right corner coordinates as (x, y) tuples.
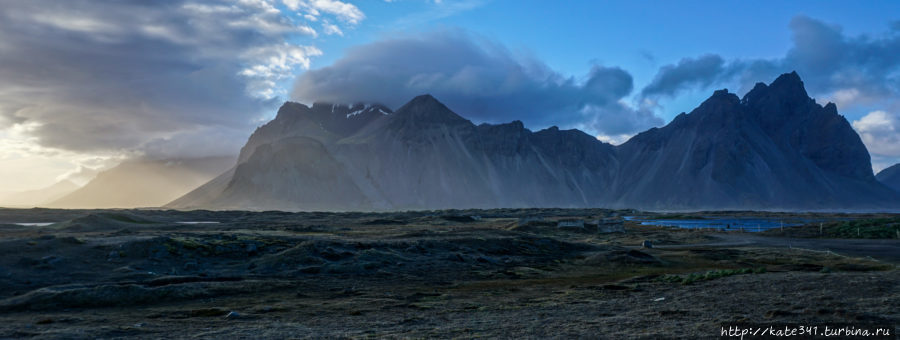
(654, 233), (900, 264)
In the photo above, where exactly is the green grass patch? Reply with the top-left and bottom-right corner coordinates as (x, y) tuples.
(165, 236), (217, 255)
(657, 267), (766, 285)
(97, 213), (159, 224)
(824, 218), (900, 239)
(766, 217), (900, 239)
(164, 235), (280, 256)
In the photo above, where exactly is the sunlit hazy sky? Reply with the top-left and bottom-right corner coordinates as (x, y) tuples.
(1, 0), (900, 192)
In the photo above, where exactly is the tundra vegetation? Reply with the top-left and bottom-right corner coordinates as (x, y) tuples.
(0, 208), (896, 338)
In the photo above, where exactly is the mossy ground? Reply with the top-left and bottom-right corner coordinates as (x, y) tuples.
(0, 208), (896, 338)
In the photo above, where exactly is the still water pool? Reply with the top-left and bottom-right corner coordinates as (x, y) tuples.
(624, 216), (805, 232)
(12, 222), (56, 226)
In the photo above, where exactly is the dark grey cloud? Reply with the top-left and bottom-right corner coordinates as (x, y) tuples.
(780, 16), (900, 100)
(0, 0), (322, 158)
(642, 16), (900, 104)
(292, 30), (663, 136)
(778, 16), (900, 166)
(640, 54), (729, 99)
(638, 15), (900, 168)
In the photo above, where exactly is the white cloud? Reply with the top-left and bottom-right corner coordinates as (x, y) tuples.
(293, 30), (663, 135)
(240, 43), (324, 98)
(283, 0), (303, 10)
(0, 126), (123, 191)
(283, 0), (364, 25)
(828, 88), (860, 108)
(237, 0), (282, 14)
(227, 15), (315, 35)
(310, 0), (365, 24)
(322, 21), (343, 36)
(0, 0), (341, 191)
(56, 165), (103, 186)
(30, 13), (117, 35)
(596, 133), (634, 145)
(852, 110), (900, 157)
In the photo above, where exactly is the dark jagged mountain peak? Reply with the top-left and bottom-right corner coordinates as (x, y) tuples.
(742, 82), (769, 103)
(477, 119), (525, 133)
(742, 72), (873, 180)
(698, 89), (741, 113)
(273, 101), (310, 121)
(613, 71), (897, 209)
(743, 71), (813, 111)
(403, 93), (443, 108)
(711, 88), (733, 97)
(274, 101), (391, 125)
(237, 100), (392, 164)
(310, 102), (392, 118)
(770, 70), (804, 89)
(766, 71), (810, 104)
(393, 94), (470, 125)
(655, 88), (744, 135)
(823, 102), (838, 114)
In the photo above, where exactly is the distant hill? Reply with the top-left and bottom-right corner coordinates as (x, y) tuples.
(0, 180), (79, 208)
(169, 72), (899, 211)
(877, 163), (900, 193)
(49, 156), (234, 209)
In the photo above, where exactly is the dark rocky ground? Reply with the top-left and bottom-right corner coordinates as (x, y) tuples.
(0, 208), (896, 339)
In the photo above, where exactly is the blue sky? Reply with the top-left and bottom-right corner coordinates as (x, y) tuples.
(0, 0), (899, 191)
(301, 0), (900, 121)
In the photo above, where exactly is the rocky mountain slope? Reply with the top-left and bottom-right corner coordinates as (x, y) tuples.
(170, 98), (618, 211)
(877, 163), (900, 193)
(612, 72), (897, 210)
(169, 72), (899, 211)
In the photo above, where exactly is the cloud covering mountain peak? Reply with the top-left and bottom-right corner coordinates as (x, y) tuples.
(291, 30), (664, 138)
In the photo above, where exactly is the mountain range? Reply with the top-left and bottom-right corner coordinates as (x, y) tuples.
(169, 72), (899, 211)
(49, 156), (234, 209)
(0, 180), (79, 208)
